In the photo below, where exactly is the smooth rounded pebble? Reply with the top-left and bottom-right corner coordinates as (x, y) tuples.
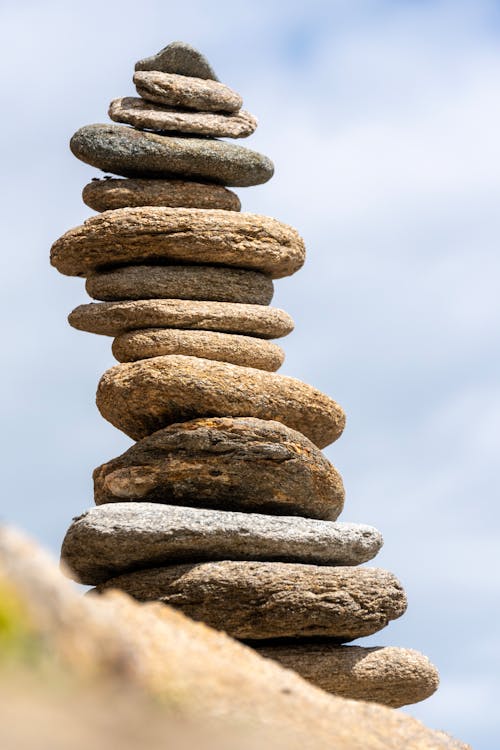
(86, 265), (273, 304)
(96, 355), (346, 447)
(50, 206), (303, 279)
(93, 417), (345, 519)
(135, 41), (219, 80)
(68, 300), (293, 338)
(109, 97), (257, 138)
(70, 124), (273, 186)
(134, 71), (242, 113)
(82, 178), (241, 212)
(95, 562), (407, 640)
(112, 329), (285, 370)
(256, 644), (439, 708)
(61, 503), (383, 585)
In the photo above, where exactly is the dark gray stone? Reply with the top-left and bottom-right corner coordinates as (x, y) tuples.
(135, 41), (219, 80)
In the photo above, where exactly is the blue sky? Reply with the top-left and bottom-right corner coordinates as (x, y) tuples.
(1, 1), (499, 747)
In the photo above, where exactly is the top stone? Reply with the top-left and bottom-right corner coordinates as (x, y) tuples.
(135, 41), (219, 81)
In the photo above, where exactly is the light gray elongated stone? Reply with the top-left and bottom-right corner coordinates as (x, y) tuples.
(61, 503), (383, 585)
(68, 299), (293, 338)
(69, 124), (273, 186)
(256, 644), (439, 708)
(135, 41), (219, 80)
(134, 71), (242, 113)
(95, 562), (407, 640)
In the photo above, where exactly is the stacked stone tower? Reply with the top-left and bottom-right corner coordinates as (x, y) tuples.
(54, 42), (438, 708)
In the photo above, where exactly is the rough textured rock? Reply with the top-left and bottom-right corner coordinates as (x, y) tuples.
(112, 329), (285, 370)
(109, 97), (257, 138)
(50, 206), (303, 279)
(134, 71), (242, 113)
(0, 525), (470, 750)
(93, 417), (345, 519)
(68, 299), (293, 338)
(70, 124), (273, 186)
(96, 562), (407, 641)
(61, 503), (382, 585)
(257, 644), (439, 708)
(135, 41), (219, 80)
(96, 355), (346, 446)
(86, 265), (273, 304)
(82, 178), (241, 212)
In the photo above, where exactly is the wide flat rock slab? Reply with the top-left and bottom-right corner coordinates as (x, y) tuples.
(50, 207), (303, 279)
(134, 71), (242, 112)
(135, 42), (219, 80)
(96, 355), (346, 446)
(62, 503), (383, 585)
(86, 265), (273, 304)
(109, 97), (257, 138)
(112, 329), (285, 370)
(83, 178), (241, 212)
(93, 417), (345, 519)
(256, 644), (439, 708)
(95, 562), (406, 640)
(70, 124), (273, 186)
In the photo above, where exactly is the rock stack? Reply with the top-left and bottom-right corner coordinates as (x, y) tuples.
(54, 42), (438, 709)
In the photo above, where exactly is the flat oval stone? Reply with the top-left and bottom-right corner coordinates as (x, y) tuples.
(86, 266), (273, 304)
(95, 562), (407, 640)
(68, 300), (293, 338)
(93, 417), (345, 518)
(62, 503), (383, 585)
(112, 329), (285, 370)
(96, 355), (346, 446)
(135, 41), (219, 80)
(50, 207), (303, 279)
(256, 644), (439, 708)
(70, 124), (273, 186)
(82, 178), (241, 212)
(109, 97), (257, 138)
(134, 71), (242, 113)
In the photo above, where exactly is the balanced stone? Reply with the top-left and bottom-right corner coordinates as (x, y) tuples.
(61, 503), (383, 585)
(135, 42), (219, 80)
(95, 562), (407, 640)
(68, 300), (293, 338)
(134, 71), (242, 113)
(82, 178), (241, 212)
(96, 355), (346, 446)
(109, 97), (257, 138)
(50, 207), (303, 279)
(256, 644), (439, 708)
(112, 329), (285, 370)
(70, 124), (274, 186)
(93, 417), (345, 519)
(86, 266), (273, 304)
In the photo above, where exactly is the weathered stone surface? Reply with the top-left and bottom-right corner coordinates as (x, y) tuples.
(82, 178), (241, 212)
(135, 41), (219, 80)
(86, 265), (273, 304)
(96, 562), (407, 641)
(68, 300), (293, 338)
(256, 644), (439, 708)
(0, 525), (469, 750)
(112, 329), (285, 370)
(93, 417), (345, 519)
(61, 503), (383, 585)
(110, 97), (257, 138)
(96, 356), (346, 446)
(134, 71), (242, 113)
(51, 207), (303, 279)
(69, 124), (274, 186)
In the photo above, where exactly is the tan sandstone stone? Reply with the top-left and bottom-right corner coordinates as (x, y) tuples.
(134, 70), (242, 112)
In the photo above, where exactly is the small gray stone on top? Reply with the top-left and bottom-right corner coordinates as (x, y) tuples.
(135, 41), (219, 80)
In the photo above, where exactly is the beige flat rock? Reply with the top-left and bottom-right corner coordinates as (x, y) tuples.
(86, 265), (273, 304)
(134, 70), (242, 112)
(82, 178), (241, 212)
(68, 299), (293, 338)
(93, 417), (345, 519)
(96, 355), (346, 446)
(50, 207), (304, 279)
(109, 97), (257, 138)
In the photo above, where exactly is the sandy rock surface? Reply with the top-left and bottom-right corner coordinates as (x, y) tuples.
(134, 70), (242, 112)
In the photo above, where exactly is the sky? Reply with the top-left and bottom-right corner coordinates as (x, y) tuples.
(1, 1), (499, 747)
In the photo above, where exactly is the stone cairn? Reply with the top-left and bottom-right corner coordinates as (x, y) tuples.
(54, 42), (438, 708)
